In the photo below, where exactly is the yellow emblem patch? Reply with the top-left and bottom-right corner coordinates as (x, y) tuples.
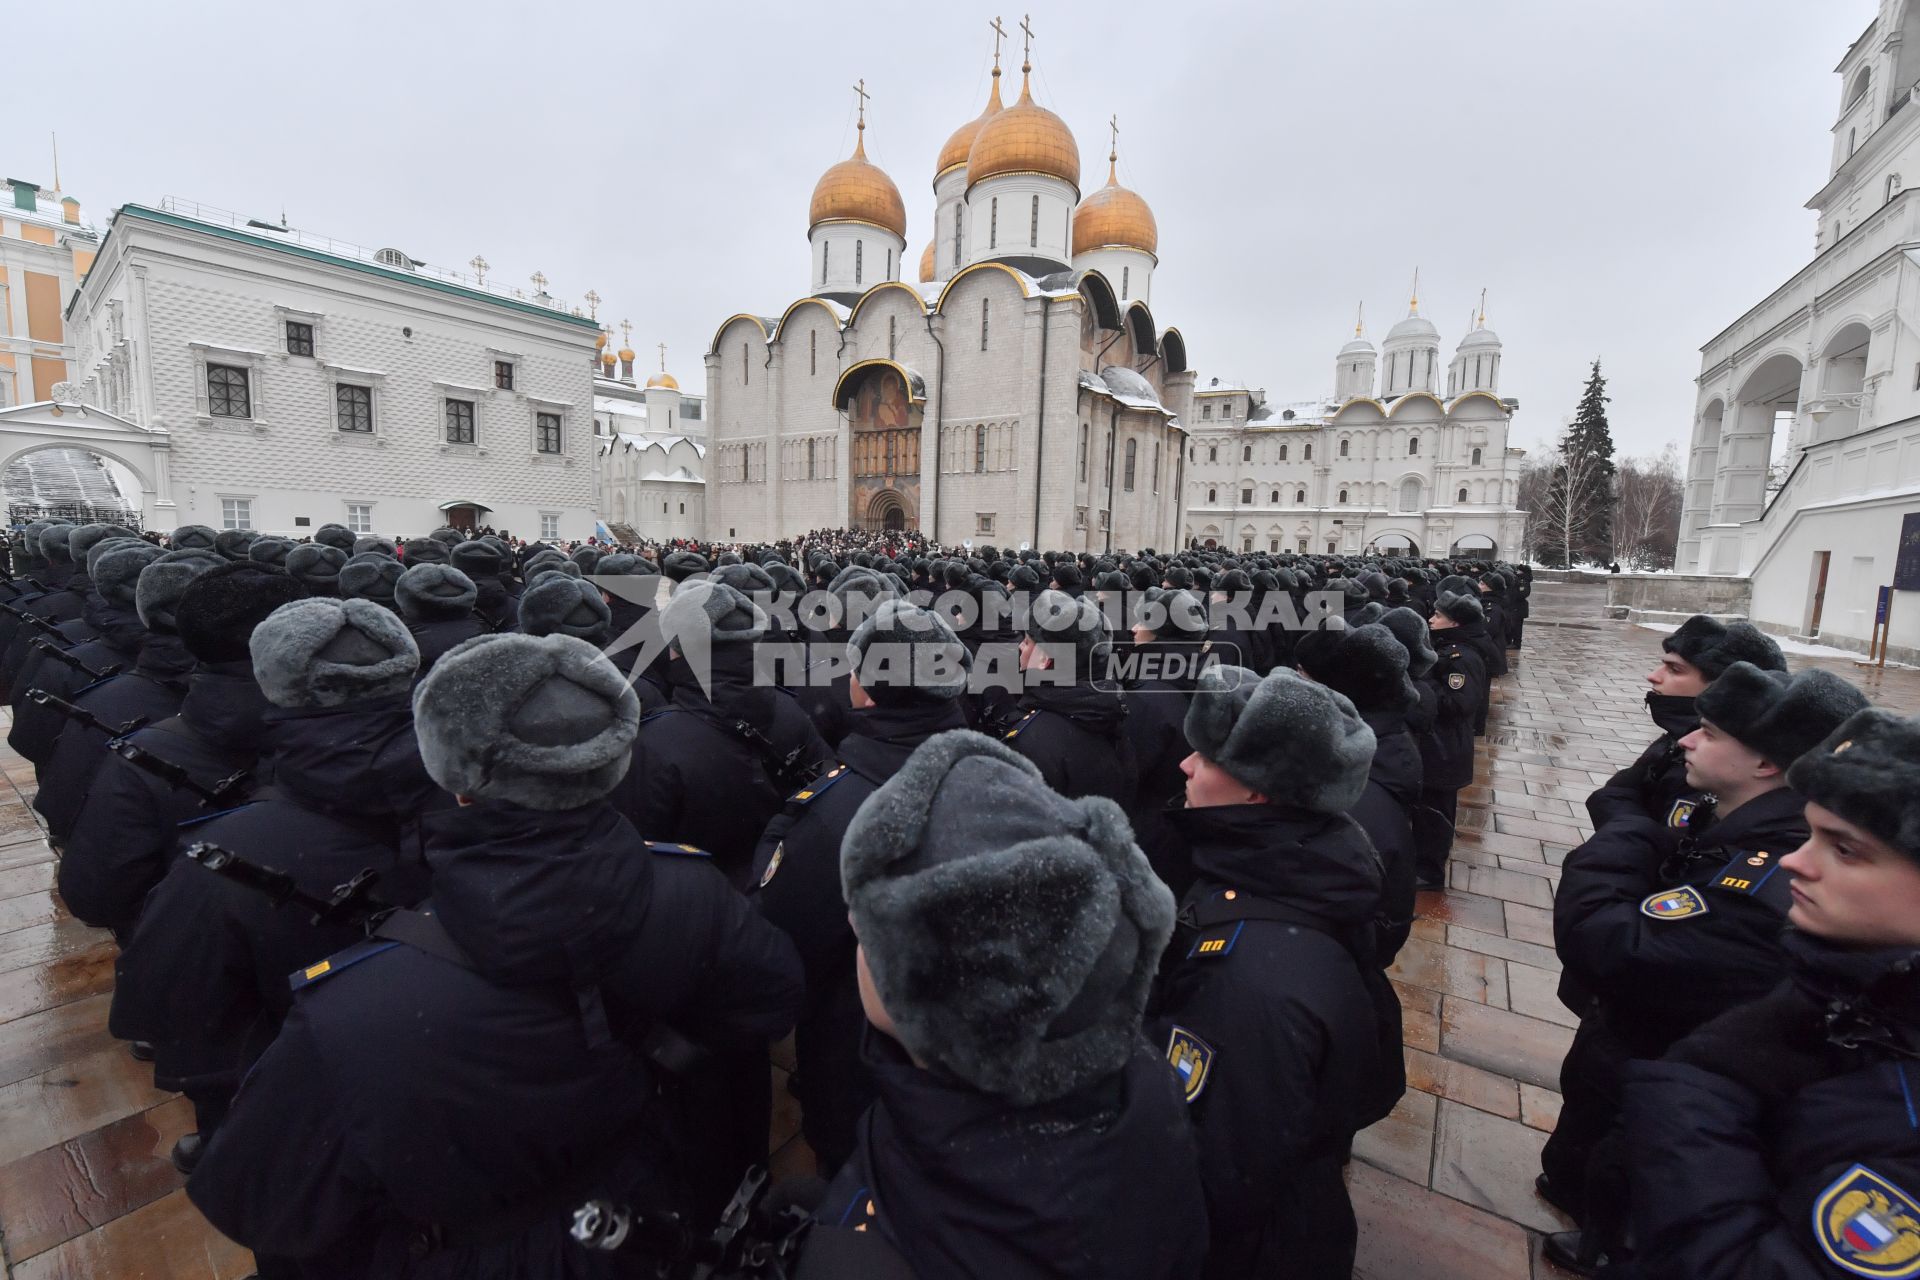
(1166, 1025), (1215, 1104)
(1667, 798), (1698, 829)
(1814, 1164), (1920, 1277)
(1447, 672), (1467, 690)
(759, 841), (785, 889)
(1639, 885), (1710, 921)
(303, 959), (331, 980)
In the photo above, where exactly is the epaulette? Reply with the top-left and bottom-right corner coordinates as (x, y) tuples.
(1002, 709), (1041, 741)
(646, 841), (712, 859)
(789, 764), (848, 806)
(638, 708), (681, 726)
(178, 801), (258, 830)
(1187, 920), (1244, 959)
(288, 937), (398, 993)
(1707, 847), (1791, 908)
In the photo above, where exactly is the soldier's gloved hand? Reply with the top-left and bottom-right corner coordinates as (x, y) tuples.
(1664, 981), (1833, 1103)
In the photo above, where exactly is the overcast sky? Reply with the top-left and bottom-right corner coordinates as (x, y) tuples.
(11, 1), (1861, 458)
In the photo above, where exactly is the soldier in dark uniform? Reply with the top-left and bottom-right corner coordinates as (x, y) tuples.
(997, 588), (1135, 805)
(284, 543), (346, 597)
(338, 556), (404, 612)
(1120, 588), (1210, 892)
(1585, 614), (1786, 829)
(186, 631), (803, 1277)
(1417, 579), (1491, 886)
(395, 563), (486, 674)
(755, 600), (971, 1174)
(451, 539), (515, 630)
(516, 574), (612, 648)
(1148, 666), (1402, 1279)
(803, 728), (1206, 1279)
(1542, 663), (1867, 1273)
(1624, 705), (1920, 1280)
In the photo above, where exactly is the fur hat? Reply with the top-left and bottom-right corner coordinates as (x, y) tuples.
(286, 544), (347, 596)
(92, 542), (168, 606)
(339, 557), (404, 609)
(1293, 622), (1418, 713)
(247, 537), (294, 569)
(401, 538), (450, 566)
(517, 576), (611, 644)
(413, 633), (638, 810)
(213, 529), (258, 562)
(250, 597), (419, 709)
(1023, 589), (1110, 676)
(84, 530), (145, 577)
(661, 549), (709, 582)
(136, 550), (225, 632)
(168, 525), (220, 554)
(1378, 606), (1438, 679)
(841, 729), (1174, 1106)
(711, 561), (776, 596)
(395, 563), (478, 623)
(38, 524), (75, 563)
(175, 563), (310, 663)
(660, 578), (766, 647)
(427, 526), (465, 547)
(1694, 661), (1869, 769)
(1184, 665), (1376, 810)
(826, 566), (898, 633)
(15, 521), (48, 567)
(1663, 615), (1786, 681)
(449, 540), (506, 581)
(570, 545), (602, 574)
(1433, 574), (1485, 624)
(312, 523), (357, 552)
(1009, 563), (1042, 592)
(1135, 588), (1209, 642)
(68, 524), (128, 568)
(1789, 709), (1920, 861)
(526, 560), (582, 586)
(845, 600), (971, 706)
(351, 535), (398, 560)
(1050, 561), (1084, 591)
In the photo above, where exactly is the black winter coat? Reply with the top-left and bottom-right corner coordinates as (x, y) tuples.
(108, 693), (440, 1099)
(0, 572), (93, 692)
(7, 600), (146, 765)
(187, 799), (802, 1279)
(32, 634), (195, 838)
(1148, 803), (1400, 1279)
(998, 679), (1135, 806)
(57, 663), (273, 934)
(754, 698), (969, 1173)
(812, 1035), (1207, 1280)
(1417, 634), (1487, 788)
(408, 615), (490, 674)
(1448, 619), (1504, 733)
(1625, 935), (1920, 1279)
(1121, 641), (1200, 883)
(1585, 693), (1700, 829)
(1351, 706), (1422, 963)
(6, 590), (107, 708)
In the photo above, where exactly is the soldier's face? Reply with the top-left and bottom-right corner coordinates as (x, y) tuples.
(1181, 752), (1265, 808)
(1649, 652), (1708, 697)
(1782, 802), (1920, 947)
(1677, 720), (1773, 795)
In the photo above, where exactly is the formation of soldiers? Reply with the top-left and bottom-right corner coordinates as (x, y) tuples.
(4, 513), (1915, 1279)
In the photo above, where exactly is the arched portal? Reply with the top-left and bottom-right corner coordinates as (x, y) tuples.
(1709, 352), (1804, 570)
(836, 361), (924, 534)
(1450, 534), (1497, 557)
(0, 402), (172, 529)
(1811, 322), (1870, 442)
(1371, 529), (1420, 555)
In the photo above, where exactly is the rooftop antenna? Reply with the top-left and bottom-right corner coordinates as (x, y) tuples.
(50, 132), (59, 192)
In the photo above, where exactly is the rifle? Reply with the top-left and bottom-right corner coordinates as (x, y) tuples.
(31, 637), (118, 683)
(184, 841), (388, 927)
(107, 739), (249, 807)
(1, 604), (60, 636)
(569, 1165), (814, 1279)
(25, 687), (146, 739)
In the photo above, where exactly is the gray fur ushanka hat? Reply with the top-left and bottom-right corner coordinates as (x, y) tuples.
(661, 578), (766, 647)
(136, 550), (224, 631)
(1694, 661), (1869, 770)
(841, 729), (1175, 1107)
(250, 597), (420, 708)
(1024, 588), (1111, 675)
(1789, 709), (1920, 861)
(1185, 665), (1376, 810)
(312, 523), (357, 552)
(93, 542), (168, 606)
(285, 543), (347, 595)
(1433, 575), (1485, 625)
(413, 633), (639, 810)
(1378, 606), (1439, 679)
(845, 599), (972, 705)
(395, 563), (478, 624)
(339, 557), (405, 609)
(1663, 615), (1786, 681)
(518, 575), (612, 644)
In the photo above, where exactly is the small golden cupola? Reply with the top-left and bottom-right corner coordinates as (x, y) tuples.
(960, 19), (1080, 272)
(808, 81), (908, 300)
(1069, 120), (1159, 304)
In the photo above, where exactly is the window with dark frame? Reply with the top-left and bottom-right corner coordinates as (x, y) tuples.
(1123, 438), (1136, 491)
(335, 384), (373, 433)
(975, 424), (986, 473)
(445, 399), (476, 444)
(1029, 194), (1039, 248)
(285, 321), (314, 357)
(208, 364), (251, 418)
(981, 298), (989, 350)
(536, 411), (563, 454)
(494, 360), (514, 390)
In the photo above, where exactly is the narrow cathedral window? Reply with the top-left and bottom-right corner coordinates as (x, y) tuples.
(1303, 444), (1312, 461)
(822, 242), (830, 286)
(743, 344), (749, 385)
(808, 439), (817, 480)
(810, 330), (817, 376)
(1030, 195), (1039, 248)
(1339, 489), (1349, 504)
(1208, 446), (1217, 462)
(1270, 489), (1278, 503)
(976, 425), (987, 472)
(1152, 442), (1161, 491)
(990, 197), (998, 250)
(954, 207), (963, 268)
(1471, 447), (1482, 465)
(1296, 489), (1306, 503)
(1079, 424), (1088, 481)
(856, 241), (864, 286)
(1241, 487), (1252, 504)
(889, 316), (897, 359)
(1339, 439), (1349, 457)
(981, 298), (990, 350)
(1409, 436), (1419, 456)
(1208, 488), (1217, 504)
(886, 248), (893, 280)
(1242, 445), (1251, 462)
(1279, 444), (1288, 461)
(1122, 267), (1130, 300)
(1124, 439), (1137, 491)
(1459, 487), (1469, 503)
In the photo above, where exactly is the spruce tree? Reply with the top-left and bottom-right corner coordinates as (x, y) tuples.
(1565, 359), (1618, 562)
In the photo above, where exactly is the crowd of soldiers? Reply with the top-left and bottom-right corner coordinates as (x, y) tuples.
(3, 513), (1915, 1279)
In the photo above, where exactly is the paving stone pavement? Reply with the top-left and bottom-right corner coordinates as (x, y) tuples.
(1, 577), (1917, 1278)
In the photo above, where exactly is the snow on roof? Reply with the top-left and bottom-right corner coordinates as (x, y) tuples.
(641, 467), (704, 484)
(1247, 399), (1328, 428)
(595, 395), (648, 419)
(612, 431), (706, 457)
(1077, 366), (1173, 416)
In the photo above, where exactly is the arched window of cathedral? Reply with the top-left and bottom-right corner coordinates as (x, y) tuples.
(1269, 489), (1279, 504)
(1279, 443), (1288, 461)
(886, 248), (893, 280)
(1471, 446), (1482, 466)
(1240, 485), (1253, 504)
(1208, 487), (1217, 504)
(1243, 444), (1252, 462)
(1399, 477), (1422, 511)
(856, 241), (863, 286)
(1153, 441), (1161, 491)
(1124, 438), (1137, 491)
(1121, 266), (1130, 300)
(990, 197), (999, 250)
(1458, 487), (1468, 503)
(889, 316), (897, 360)
(1303, 443), (1312, 460)
(1339, 438), (1349, 458)
(953, 207), (963, 269)
(981, 298), (990, 350)
(808, 438), (817, 480)
(1030, 195), (1040, 248)
(742, 343), (749, 385)
(1296, 488), (1306, 504)
(1408, 436), (1419, 456)
(822, 242), (829, 286)
(975, 424), (987, 473)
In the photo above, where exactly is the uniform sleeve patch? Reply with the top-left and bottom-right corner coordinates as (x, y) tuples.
(1448, 672), (1467, 690)
(1813, 1163), (1920, 1277)
(759, 841), (786, 888)
(1003, 710), (1040, 741)
(1667, 797), (1699, 829)
(1640, 885), (1710, 921)
(1167, 1026), (1215, 1103)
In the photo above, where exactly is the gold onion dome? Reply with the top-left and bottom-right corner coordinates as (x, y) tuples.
(918, 240), (937, 283)
(936, 67), (1004, 183)
(617, 344), (635, 362)
(809, 121), (907, 239)
(594, 330), (608, 350)
(967, 62), (1079, 192)
(1073, 151), (1157, 256)
(646, 370), (680, 390)
(599, 348), (616, 368)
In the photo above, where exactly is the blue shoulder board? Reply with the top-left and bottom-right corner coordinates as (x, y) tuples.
(288, 938), (398, 993)
(788, 764), (849, 806)
(646, 841), (712, 859)
(1709, 848), (1788, 902)
(639, 708), (682, 726)
(1003, 709), (1040, 741)
(178, 800), (259, 830)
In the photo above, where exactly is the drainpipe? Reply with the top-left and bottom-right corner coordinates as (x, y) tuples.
(1103, 401), (1119, 555)
(924, 308), (946, 543)
(1030, 296), (1051, 549)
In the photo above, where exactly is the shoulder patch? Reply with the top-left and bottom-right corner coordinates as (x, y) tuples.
(1667, 797), (1700, 829)
(759, 840), (786, 888)
(1813, 1163), (1920, 1277)
(1640, 884), (1710, 921)
(1186, 920), (1244, 960)
(1166, 1025), (1216, 1104)
(788, 764), (848, 805)
(645, 841), (712, 859)
(1003, 709), (1040, 741)
(288, 938), (398, 993)
(1708, 849), (1787, 899)
(1447, 671), (1467, 690)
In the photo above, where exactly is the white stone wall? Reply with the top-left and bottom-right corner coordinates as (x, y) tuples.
(70, 207), (597, 540)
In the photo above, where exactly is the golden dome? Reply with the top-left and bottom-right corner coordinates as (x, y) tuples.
(809, 123), (907, 239)
(918, 240), (937, 283)
(599, 348), (616, 368)
(966, 66), (1079, 193)
(646, 371), (680, 390)
(594, 330), (608, 350)
(935, 67), (1003, 184)
(1073, 152), (1157, 256)
(617, 345), (635, 363)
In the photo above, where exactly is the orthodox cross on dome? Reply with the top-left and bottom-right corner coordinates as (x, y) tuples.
(1105, 114), (1120, 184)
(1020, 13), (1035, 74)
(1477, 288), (1488, 327)
(472, 255), (491, 286)
(1408, 267), (1421, 316)
(989, 16), (1006, 71)
(530, 270), (548, 294)
(1355, 301), (1365, 338)
(658, 342), (669, 373)
(583, 287), (599, 318)
(620, 319), (632, 346)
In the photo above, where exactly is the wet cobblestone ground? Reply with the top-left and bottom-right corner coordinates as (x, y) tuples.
(2, 579), (1916, 1277)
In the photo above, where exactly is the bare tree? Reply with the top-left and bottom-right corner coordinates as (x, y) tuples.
(1614, 445), (1684, 570)
(1516, 455), (1557, 564)
(1530, 434), (1612, 568)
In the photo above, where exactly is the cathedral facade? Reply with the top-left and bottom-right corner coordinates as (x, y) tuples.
(705, 38), (1192, 551)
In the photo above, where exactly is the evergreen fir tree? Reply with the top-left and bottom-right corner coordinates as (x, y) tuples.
(1565, 359), (1618, 562)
